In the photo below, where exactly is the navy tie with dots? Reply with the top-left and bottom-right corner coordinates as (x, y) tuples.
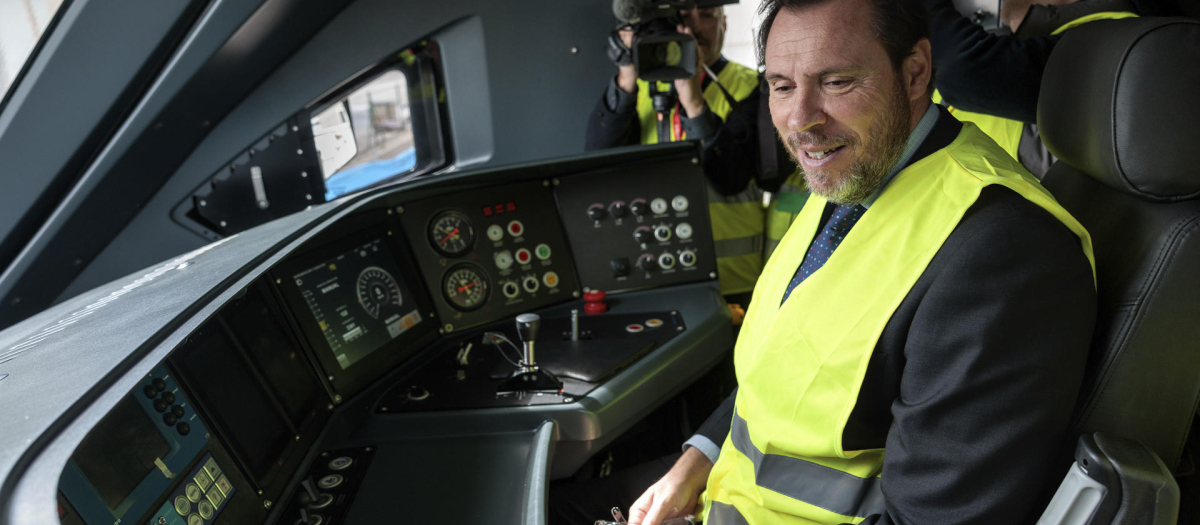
(781, 204), (867, 304)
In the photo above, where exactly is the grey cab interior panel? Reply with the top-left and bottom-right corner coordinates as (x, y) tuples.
(60, 0), (615, 309)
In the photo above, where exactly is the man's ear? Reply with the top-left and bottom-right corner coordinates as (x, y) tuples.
(904, 38), (933, 102)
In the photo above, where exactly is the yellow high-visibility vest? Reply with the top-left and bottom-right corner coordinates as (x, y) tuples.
(635, 62), (764, 296)
(935, 11), (1138, 162)
(700, 123), (1094, 524)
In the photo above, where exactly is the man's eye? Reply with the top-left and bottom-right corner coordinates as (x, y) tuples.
(825, 79), (851, 88)
(772, 85), (793, 94)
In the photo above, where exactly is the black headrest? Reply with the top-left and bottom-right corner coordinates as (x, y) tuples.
(1038, 17), (1200, 202)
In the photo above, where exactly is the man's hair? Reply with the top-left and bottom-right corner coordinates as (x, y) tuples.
(755, 0), (935, 91)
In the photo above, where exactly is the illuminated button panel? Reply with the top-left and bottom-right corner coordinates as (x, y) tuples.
(146, 453), (235, 525)
(400, 180), (580, 332)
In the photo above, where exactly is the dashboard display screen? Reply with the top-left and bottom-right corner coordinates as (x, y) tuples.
(291, 236), (423, 370)
(72, 395), (169, 509)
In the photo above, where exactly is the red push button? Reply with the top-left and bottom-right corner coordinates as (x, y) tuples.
(515, 248), (532, 264)
(507, 220), (524, 236)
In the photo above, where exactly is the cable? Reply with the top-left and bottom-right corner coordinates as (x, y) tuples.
(482, 332), (523, 368)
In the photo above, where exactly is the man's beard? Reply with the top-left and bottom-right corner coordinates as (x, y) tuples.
(783, 81), (912, 206)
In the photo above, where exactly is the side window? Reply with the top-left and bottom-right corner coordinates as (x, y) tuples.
(315, 69), (415, 200)
(172, 42), (448, 239)
(0, 0), (67, 107)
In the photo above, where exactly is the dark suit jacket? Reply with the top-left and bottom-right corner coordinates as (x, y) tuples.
(695, 109), (1097, 525)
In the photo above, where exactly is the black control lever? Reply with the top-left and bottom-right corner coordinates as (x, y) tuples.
(515, 313), (541, 368)
(498, 312), (562, 395)
(298, 478), (320, 505)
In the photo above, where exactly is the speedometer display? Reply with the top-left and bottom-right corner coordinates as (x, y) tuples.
(443, 264), (489, 311)
(356, 266), (402, 318)
(429, 211), (474, 256)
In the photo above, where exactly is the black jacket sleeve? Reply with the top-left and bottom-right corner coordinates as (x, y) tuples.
(924, 0), (1060, 123)
(857, 189), (1096, 525)
(700, 87), (792, 196)
(695, 387), (738, 446)
(584, 76), (641, 151)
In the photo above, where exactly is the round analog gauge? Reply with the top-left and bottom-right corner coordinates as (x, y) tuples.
(357, 266), (403, 319)
(443, 265), (490, 311)
(429, 210), (475, 256)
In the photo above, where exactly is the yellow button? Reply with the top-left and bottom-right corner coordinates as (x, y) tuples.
(542, 271), (559, 288)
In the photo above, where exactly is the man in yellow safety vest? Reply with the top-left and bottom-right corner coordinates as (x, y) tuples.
(627, 0), (1096, 524)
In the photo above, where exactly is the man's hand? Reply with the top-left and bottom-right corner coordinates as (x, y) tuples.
(628, 447), (714, 525)
(616, 27), (638, 94)
(673, 24), (707, 118)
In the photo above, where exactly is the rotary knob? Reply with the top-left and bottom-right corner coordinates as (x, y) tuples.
(630, 198), (648, 216)
(608, 201), (628, 218)
(587, 204), (606, 221)
(633, 226), (653, 244)
(636, 254), (657, 272)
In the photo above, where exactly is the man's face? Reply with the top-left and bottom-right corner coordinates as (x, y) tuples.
(680, 7), (725, 66)
(765, 0), (914, 205)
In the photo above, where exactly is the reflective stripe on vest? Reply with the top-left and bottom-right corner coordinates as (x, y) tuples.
(635, 61), (765, 296)
(933, 11), (1137, 161)
(764, 169), (809, 261)
(731, 410), (885, 518)
(701, 123), (1095, 524)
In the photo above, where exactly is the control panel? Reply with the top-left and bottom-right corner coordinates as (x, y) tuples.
(59, 366), (210, 525)
(554, 157), (717, 293)
(144, 454), (235, 525)
(399, 180), (580, 333)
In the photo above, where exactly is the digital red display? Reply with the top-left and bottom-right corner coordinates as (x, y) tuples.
(482, 202), (517, 217)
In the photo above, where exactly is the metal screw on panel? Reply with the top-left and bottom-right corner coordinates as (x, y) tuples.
(322, 452), (329, 457)
(306, 194), (312, 201)
(387, 209), (393, 215)
(573, 291), (581, 298)
(297, 149), (304, 155)
(199, 200), (207, 206)
(276, 279), (281, 284)
(301, 171), (308, 178)
(263, 500), (272, 510)
(328, 376), (334, 381)
(570, 46), (579, 54)
(258, 490), (263, 495)
(220, 221), (227, 227)
(365, 447), (373, 452)
(553, 178), (560, 186)
(327, 404), (334, 410)
(295, 435), (301, 441)
(445, 323), (454, 332)
(333, 395), (343, 404)
(709, 272), (717, 279)
(380, 406), (389, 412)
(692, 157), (699, 164)
(396, 206), (404, 214)
(292, 125), (299, 132)
(562, 397), (575, 403)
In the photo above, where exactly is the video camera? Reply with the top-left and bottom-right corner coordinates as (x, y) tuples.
(609, 0), (739, 82)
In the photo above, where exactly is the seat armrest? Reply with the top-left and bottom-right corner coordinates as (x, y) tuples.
(1037, 433), (1179, 525)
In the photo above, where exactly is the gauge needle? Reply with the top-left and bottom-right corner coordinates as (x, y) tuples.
(439, 228), (460, 245)
(457, 281), (477, 293)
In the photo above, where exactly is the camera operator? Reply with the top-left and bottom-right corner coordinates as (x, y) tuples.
(585, 4), (797, 307)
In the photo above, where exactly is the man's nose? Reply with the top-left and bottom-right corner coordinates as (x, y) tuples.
(783, 85), (827, 133)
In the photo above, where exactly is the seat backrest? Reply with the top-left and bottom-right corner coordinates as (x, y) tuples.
(1037, 16), (1200, 470)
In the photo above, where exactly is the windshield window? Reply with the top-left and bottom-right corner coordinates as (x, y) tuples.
(0, 0), (66, 102)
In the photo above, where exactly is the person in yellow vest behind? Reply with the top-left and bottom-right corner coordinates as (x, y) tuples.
(585, 4), (781, 305)
(626, 0), (1096, 524)
(923, 0), (1142, 178)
